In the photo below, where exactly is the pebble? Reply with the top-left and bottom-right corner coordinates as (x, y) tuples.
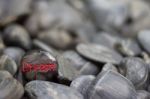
(0, 54), (17, 75)
(76, 43), (123, 64)
(85, 0), (129, 32)
(3, 47), (25, 65)
(70, 75), (95, 98)
(92, 32), (122, 48)
(62, 51), (99, 75)
(57, 55), (78, 81)
(101, 63), (118, 73)
(32, 39), (60, 57)
(119, 57), (149, 89)
(38, 29), (73, 49)
(115, 39), (142, 56)
(122, 0), (150, 36)
(87, 71), (137, 99)
(21, 50), (58, 81)
(0, 0), (31, 25)
(3, 24), (32, 50)
(25, 0), (83, 36)
(25, 80), (83, 99)
(137, 30), (150, 53)
(0, 70), (24, 99)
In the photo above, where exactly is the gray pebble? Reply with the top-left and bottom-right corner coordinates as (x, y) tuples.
(3, 47), (25, 65)
(76, 43), (123, 64)
(119, 57), (149, 89)
(0, 55), (17, 75)
(88, 71), (137, 99)
(70, 75), (95, 98)
(138, 30), (150, 53)
(3, 24), (32, 50)
(25, 80), (83, 99)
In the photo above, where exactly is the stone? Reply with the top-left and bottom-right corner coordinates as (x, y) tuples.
(119, 57), (149, 89)
(0, 55), (17, 75)
(76, 43), (123, 64)
(21, 50), (58, 81)
(88, 71), (137, 99)
(3, 24), (32, 50)
(25, 80), (83, 99)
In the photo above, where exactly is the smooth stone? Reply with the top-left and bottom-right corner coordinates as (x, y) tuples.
(76, 43), (123, 64)
(3, 47), (25, 65)
(0, 70), (12, 78)
(137, 90), (150, 99)
(32, 39), (60, 57)
(137, 30), (150, 53)
(0, 70), (24, 99)
(62, 51), (99, 75)
(38, 29), (73, 49)
(119, 57), (149, 89)
(70, 75), (95, 98)
(25, 80), (83, 99)
(0, 55), (17, 75)
(115, 39), (142, 56)
(0, 0), (31, 25)
(88, 71), (137, 99)
(101, 63), (118, 73)
(3, 24), (32, 50)
(21, 50), (58, 81)
(85, 0), (129, 32)
(57, 55), (78, 81)
(25, 0), (83, 36)
(122, 0), (150, 36)
(92, 32), (122, 48)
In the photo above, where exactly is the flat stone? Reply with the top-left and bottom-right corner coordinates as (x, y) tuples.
(76, 43), (123, 64)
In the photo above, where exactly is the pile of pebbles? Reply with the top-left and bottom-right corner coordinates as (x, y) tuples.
(1, 0), (150, 99)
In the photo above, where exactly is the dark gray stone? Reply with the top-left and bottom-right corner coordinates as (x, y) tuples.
(70, 75), (95, 98)
(76, 43), (123, 64)
(4, 24), (32, 50)
(62, 50), (99, 75)
(25, 80), (83, 99)
(3, 47), (25, 65)
(115, 39), (142, 56)
(0, 55), (17, 75)
(21, 50), (57, 81)
(119, 57), (149, 89)
(101, 63), (118, 73)
(0, 70), (24, 99)
(0, 0), (31, 25)
(88, 71), (137, 99)
(138, 30), (150, 53)
(92, 32), (122, 48)
(85, 0), (129, 32)
(38, 29), (73, 49)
